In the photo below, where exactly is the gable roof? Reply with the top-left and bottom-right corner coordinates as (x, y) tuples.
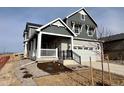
(36, 18), (77, 36)
(65, 7), (97, 27)
(25, 22), (43, 31)
(24, 22), (43, 37)
(26, 22), (43, 27)
(101, 33), (124, 42)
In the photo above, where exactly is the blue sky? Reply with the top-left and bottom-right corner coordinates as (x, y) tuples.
(0, 7), (124, 53)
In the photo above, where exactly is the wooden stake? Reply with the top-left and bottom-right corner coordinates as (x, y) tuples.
(100, 43), (104, 86)
(89, 56), (94, 85)
(107, 55), (112, 85)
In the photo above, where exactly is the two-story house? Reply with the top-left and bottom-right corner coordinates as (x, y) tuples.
(23, 8), (102, 65)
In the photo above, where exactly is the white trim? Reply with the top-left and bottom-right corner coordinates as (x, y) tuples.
(74, 37), (100, 42)
(83, 7), (97, 26)
(71, 36), (73, 51)
(37, 32), (42, 59)
(24, 42), (28, 58)
(56, 48), (58, 58)
(41, 31), (73, 38)
(40, 48), (58, 58)
(66, 7), (84, 18)
(71, 21), (75, 31)
(59, 18), (77, 36)
(86, 25), (96, 37)
(28, 25), (40, 29)
(52, 20), (65, 27)
(36, 18), (77, 36)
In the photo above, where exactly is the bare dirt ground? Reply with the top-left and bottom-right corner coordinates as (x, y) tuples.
(0, 59), (124, 86)
(34, 62), (124, 86)
(0, 54), (21, 86)
(0, 61), (21, 86)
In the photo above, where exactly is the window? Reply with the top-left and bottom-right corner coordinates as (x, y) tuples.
(71, 21), (83, 35)
(75, 25), (80, 34)
(78, 46), (83, 50)
(74, 24), (82, 34)
(89, 47), (93, 50)
(71, 21), (75, 27)
(84, 47), (88, 50)
(71, 21), (75, 31)
(81, 14), (85, 21)
(86, 25), (95, 36)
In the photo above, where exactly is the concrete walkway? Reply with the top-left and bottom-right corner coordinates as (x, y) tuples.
(15, 59), (37, 86)
(14, 59), (50, 86)
(82, 61), (124, 76)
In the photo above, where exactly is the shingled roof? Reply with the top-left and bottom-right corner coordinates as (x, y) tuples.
(101, 33), (124, 42)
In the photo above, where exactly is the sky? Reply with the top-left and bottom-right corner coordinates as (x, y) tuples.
(0, 7), (124, 53)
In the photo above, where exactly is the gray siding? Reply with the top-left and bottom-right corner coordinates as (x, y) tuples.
(28, 28), (36, 38)
(66, 12), (97, 39)
(41, 25), (73, 36)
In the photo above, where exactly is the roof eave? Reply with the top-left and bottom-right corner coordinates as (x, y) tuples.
(36, 18), (77, 36)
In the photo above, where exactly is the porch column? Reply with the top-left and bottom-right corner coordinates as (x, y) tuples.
(24, 41), (28, 58)
(30, 40), (33, 58)
(71, 36), (73, 51)
(37, 32), (42, 59)
(33, 38), (36, 57)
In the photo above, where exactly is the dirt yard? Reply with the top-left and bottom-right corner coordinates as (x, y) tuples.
(0, 59), (124, 86)
(0, 61), (21, 85)
(0, 54), (21, 86)
(34, 62), (124, 86)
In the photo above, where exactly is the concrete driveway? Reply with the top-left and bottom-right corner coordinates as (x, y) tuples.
(82, 61), (124, 76)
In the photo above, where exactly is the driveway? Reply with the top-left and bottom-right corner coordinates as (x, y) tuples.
(82, 61), (124, 76)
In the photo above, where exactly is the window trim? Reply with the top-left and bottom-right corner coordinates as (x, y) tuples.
(80, 14), (85, 21)
(74, 27), (80, 35)
(71, 21), (75, 31)
(86, 25), (95, 37)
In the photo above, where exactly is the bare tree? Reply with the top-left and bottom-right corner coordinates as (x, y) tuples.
(97, 25), (113, 39)
(97, 25), (113, 85)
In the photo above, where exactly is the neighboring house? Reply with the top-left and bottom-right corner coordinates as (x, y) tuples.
(23, 8), (102, 65)
(101, 33), (124, 60)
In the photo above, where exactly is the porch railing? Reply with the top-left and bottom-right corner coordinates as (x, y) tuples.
(72, 51), (81, 64)
(40, 48), (58, 58)
(59, 50), (81, 64)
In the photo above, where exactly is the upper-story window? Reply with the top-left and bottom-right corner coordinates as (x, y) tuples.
(71, 21), (75, 31)
(85, 25), (96, 37)
(75, 24), (81, 34)
(80, 14), (85, 21)
(71, 21), (82, 35)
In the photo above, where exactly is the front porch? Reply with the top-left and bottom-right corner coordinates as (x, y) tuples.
(27, 32), (74, 62)
(24, 32), (81, 65)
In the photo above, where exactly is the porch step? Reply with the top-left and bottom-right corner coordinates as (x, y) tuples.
(37, 57), (58, 63)
(63, 60), (79, 66)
